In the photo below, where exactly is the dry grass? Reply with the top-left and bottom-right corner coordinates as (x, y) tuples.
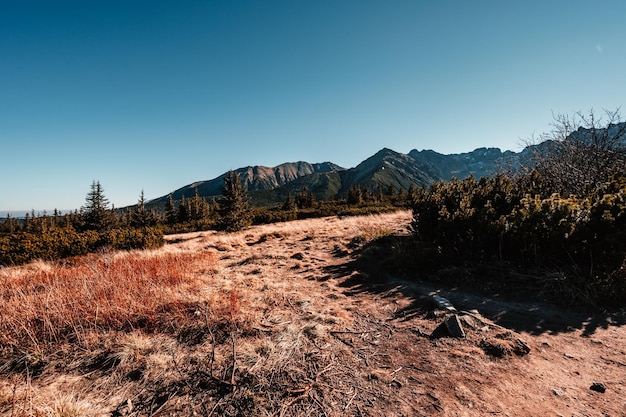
(0, 250), (216, 354)
(0, 212), (412, 416)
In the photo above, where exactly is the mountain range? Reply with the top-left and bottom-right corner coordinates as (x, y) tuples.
(148, 146), (524, 208)
(148, 121), (626, 208)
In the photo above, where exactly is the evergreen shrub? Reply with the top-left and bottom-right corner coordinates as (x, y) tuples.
(411, 174), (626, 306)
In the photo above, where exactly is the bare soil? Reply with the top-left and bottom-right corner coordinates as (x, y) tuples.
(2, 210), (625, 416)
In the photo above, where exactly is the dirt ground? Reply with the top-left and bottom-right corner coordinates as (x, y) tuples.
(2, 210), (625, 416)
(166, 210), (626, 416)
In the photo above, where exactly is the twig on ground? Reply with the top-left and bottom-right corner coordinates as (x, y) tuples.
(148, 388), (178, 417)
(230, 332), (237, 389)
(204, 305), (216, 378)
(330, 330), (364, 335)
(343, 390), (358, 411)
(601, 356), (626, 367)
(207, 396), (224, 417)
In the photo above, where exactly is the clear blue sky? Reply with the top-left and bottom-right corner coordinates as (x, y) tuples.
(1, 1), (625, 213)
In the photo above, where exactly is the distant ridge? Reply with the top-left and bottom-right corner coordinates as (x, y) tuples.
(147, 147), (519, 208)
(150, 161), (343, 206)
(146, 121), (626, 208)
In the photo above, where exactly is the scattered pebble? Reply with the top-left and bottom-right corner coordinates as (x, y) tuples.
(552, 388), (563, 396)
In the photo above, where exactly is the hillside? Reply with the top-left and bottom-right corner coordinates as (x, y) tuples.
(141, 121), (626, 210)
(149, 161), (343, 207)
(147, 147), (520, 209)
(1, 211), (624, 416)
(408, 147), (521, 181)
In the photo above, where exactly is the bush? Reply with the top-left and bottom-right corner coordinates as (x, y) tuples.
(0, 227), (165, 267)
(411, 173), (626, 306)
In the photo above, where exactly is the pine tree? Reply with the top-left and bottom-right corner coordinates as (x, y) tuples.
(282, 192), (296, 211)
(406, 183), (418, 206)
(295, 186), (314, 209)
(208, 197), (220, 217)
(189, 188), (210, 222)
(1, 214), (19, 233)
(376, 183), (384, 203)
(52, 209), (60, 228)
(178, 196), (189, 223)
(23, 212), (31, 232)
(131, 190), (157, 228)
(165, 194), (177, 225)
(347, 184), (363, 205)
(82, 180), (114, 231)
(219, 170), (251, 232)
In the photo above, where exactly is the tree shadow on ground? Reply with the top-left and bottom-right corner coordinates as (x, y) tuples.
(324, 236), (626, 337)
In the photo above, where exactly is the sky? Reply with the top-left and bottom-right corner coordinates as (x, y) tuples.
(1, 0), (625, 213)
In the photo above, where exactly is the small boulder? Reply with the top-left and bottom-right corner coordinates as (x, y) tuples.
(445, 314), (466, 338)
(590, 382), (606, 393)
(430, 314), (466, 339)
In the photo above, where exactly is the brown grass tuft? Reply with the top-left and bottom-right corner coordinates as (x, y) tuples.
(0, 251), (216, 354)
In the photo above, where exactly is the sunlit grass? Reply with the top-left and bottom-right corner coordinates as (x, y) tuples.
(0, 250), (216, 353)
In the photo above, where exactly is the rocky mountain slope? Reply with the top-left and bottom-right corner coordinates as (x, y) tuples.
(148, 121), (626, 207)
(150, 161), (342, 205)
(149, 147), (519, 207)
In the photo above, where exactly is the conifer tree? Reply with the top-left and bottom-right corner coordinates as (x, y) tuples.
(82, 180), (114, 231)
(23, 212), (31, 232)
(1, 214), (19, 233)
(219, 170), (251, 232)
(165, 194), (177, 225)
(131, 190), (157, 228)
(347, 184), (363, 205)
(189, 188), (210, 222)
(376, 183), (384, 203)
(178, 196), (189, 223)
(406, 183), (418, 206)
(295, 186), (314, 209)
(282, 192), (296, 211)
(53, 209), (60, 228)
(208, 197), (220, 218)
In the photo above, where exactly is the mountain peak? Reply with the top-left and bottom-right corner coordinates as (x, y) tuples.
(373, 147), (402, 157)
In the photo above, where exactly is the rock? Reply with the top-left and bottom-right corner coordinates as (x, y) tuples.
(431, 295), (457, 312)
(590, 382), (606, 393)
(290, 252), (305, 260)
(459, 315), (477, 329)
(551, 388), (563, 396)
(445, 314), (466, 338)
(514, 337), (531, 355)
